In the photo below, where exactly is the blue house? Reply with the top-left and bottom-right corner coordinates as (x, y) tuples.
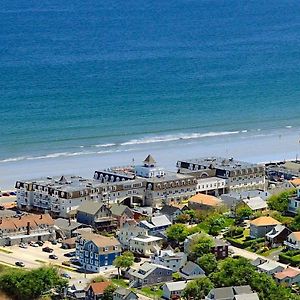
(76, 232), (121, 272)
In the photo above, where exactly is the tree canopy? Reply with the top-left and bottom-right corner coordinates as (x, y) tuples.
(183, 277), (213, 300)
(189, 235), (214, 260)
(197, 253), (218, 275)
(113, 251), (134, 278)
(267, 189), (296, 212)
(166, 223), (190, 243)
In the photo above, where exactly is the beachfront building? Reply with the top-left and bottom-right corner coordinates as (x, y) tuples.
(177, 157), (265, 193)
(0, 213), (55, 246)
(76, 232), (120, 272)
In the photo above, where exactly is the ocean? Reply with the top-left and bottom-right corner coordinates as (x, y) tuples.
(1, 0), (300, 188)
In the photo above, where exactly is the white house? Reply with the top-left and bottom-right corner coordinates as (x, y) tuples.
(129, 234), (162, 257)
(257, 261), (284, 276)
(162, 281), (187, 300)
(284, 232), (300, 250)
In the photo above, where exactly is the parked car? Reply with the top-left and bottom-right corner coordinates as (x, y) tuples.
(19, 243), (27, 249)
(49, 254), (58, 260)
(15, 261), (25, 267)
(2, 193), (10, 197)
(64, 251), (76, 257)
(51, 240), (58, 245)
(30, 242), (39, 247)
(61, 273), (71, 279)
(70, 258), (82, 266)
(36, 241), (44, 246)
(42, 247), (53, 253)
(9, 192), (16, 196)
(0, 205), (5, 210)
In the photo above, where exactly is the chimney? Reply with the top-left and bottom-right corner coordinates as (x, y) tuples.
(40, 214), (43, 219)
(27, 222), (30, 235)
(19, 216), (21, 220)
(0, 219), (2, 224)
(69, 218), (71, 226)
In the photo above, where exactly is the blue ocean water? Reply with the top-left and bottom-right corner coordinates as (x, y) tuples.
(1, 0), (300, 162)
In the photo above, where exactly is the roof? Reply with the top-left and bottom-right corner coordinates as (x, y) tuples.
(80, 232), (120, 248)
(251, 258), (267, 267)
(211, 287), (234, 299)
(164, 281), (187, 292)
(243, 196), (267, 211)
(140, 215), (172, 229)
(110, 204), (132, 217)
(132, 235), (162, 243)
(250, 216), (281, 227)
(160, 205), (181, 216)
(234, 294), (259, 300)
(289, 232), (300, 241)
(188, 193), (222, 207)
(274, 267), (300, 280)
(290, 178), (300, 187)
(143, 154), (156, 165)
(266, 224), (288, 239)
(54, 218), (83, 231)
(77, 201), (104, 215)
(114, 288), (136, 298)
(129, 262), (172, 280)
(233, 285), (253, 295)
(257, 261), (283, 272)
(88, 281), (111, 295)
(180, 261), (204, 276)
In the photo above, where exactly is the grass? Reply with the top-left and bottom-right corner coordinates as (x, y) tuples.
(134, 285), (163, 298)
(112, 278), (129, 288)
(261, 246), (284, 257)
(0, 263), (14, 273)
(35, 259), (47, 264)
(54, 264), (76, 271)
(0, 248), (13, 254)
(234, 228), (250, 243)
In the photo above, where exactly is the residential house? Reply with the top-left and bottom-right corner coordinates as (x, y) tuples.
(118, 220), (148, 248)
(0, 213), (55, 246)
(178, 261), (205, 280)
(162, 281), (187, 300)
(67, 280), (87, 300)
(288, 188), (300, 215)
(151, 247), (187, 272)
(274, 267), (300, 286)
(205, 285), (259, 300)
(188, 193), (222, 211)
(86, 281), (112, 300)
(76, 232), (120, 272)
(110, 204), (134, 228)
(76, 202), (117, 231)
(54, 218), (86, 239)
(129, 234), (162, 257)
(265, 224), (291, 248)
(249, 216), (281, 238)
(211, 238), (229, 259)
(242, 196), (267, 212)
(284, 232), (300, 250)
(128, 262), (173, 287)
(113, 288), (138, 300)
(251, 257), (267, 267)
(159, 205), (183, 223)
(257, 261), (285, 275)
(139, 215), (172, 235)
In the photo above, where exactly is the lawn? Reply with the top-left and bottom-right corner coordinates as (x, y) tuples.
(260, 246), (284, 257)
(0, 248), (13, 254)
(112, 278), (129, 288)
(133, 285), (163, 298)
(234, 228), (250, 243)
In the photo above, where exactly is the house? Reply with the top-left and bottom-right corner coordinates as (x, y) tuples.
(129, 234), (162, 257)
(151, 247), (187, 272)
(76, 202), (117, 231)
(110, 204), (134, 228)
(251, 257), (267, 267)
(162, 281), (187, 300)
(67, 280), (88, 300)
(211, 238), (229, 259)
(284, 232), (300, 250)
(288, 188), (300, 215)
(113, 288), (138, 300)
(188, 193), (222, 210)
(128, 262), (173, 287)
(76, 232), (120, 272)
(61, 237), (76, 249)
(249, 216), (281, 238)
(257, 261), (285, 275)
(206, 285), (259, 300)
(265, 224), (291, 248)
(86, 281), (112, 300)
(242, 196), (267, 212)
(274, 267), (300, 286)
(54, 218), (86, 239)
(139, 215), (172, 234)
(159, 205), (183, 223)
(0, 213), (55, 246)
(118, 220), (148, 248)
(178, 261), (205, 280)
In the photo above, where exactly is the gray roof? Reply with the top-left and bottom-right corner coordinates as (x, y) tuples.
(180, 261), (205, 277)
(233, 285), (253, 295)
(114, 288), (137, 298)
(151, 215), (172, 227)
(234, 293), (259, 300)
(110, 204), (132, 217)
(160, 205), (181, 216)
(251, 258), (267, 267)
(243, 196), (267, 211)
(164, 281), (187, 292)
(212, 287), (235, 299)
(54, 218), (83, 231)
(77, 201), (104, 215)
(129, 262), (172, 280)
(143, 154), (156, 165)
(266, 224), (288, 239)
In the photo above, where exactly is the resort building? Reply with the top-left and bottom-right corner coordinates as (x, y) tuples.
(177, 157), (265, 193)
(0, 213), (55, 246)
(75, 232), (120, 272)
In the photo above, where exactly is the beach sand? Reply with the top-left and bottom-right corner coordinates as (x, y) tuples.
(0, 128), (299, 190)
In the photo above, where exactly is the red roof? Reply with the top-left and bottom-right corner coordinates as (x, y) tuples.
(89, 281), (111, 295)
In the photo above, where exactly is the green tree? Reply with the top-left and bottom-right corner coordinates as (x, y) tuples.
(267, 189), (296, 212)
(175, 213), (191, 224)
(113, 251), (134, 279)
(0, 267), (67, 300)
(189, 235), (214, 260)
(235, 205), (253, 220)
(166, 224), (189, 243)
(102, 284), (117, 300)
(183, 277), (213, 300)
(197, 253), (217, 275)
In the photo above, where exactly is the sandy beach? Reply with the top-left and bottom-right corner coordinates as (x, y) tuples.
(0, 127), (299, 190)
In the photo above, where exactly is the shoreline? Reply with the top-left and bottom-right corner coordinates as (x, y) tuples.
(1, 127), (300, 190)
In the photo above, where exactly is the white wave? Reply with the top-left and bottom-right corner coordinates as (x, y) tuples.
(241, 130), (248, 133)
(286, 125), (292, 129)
(94, 143), (116, 148)
(0, 156), (27, 163)
(120, 131), (240, 146)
